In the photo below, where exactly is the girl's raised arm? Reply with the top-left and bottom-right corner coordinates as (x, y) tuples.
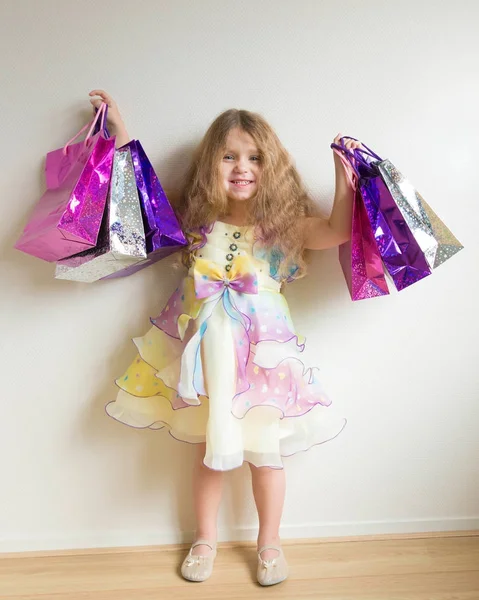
(302, 133), (361, 250)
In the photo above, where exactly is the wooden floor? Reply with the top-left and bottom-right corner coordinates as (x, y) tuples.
(2, 534), (479, 599)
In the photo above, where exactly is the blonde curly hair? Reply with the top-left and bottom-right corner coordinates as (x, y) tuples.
(178, 109), (313, 280)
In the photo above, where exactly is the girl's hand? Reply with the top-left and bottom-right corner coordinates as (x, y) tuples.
(89, 89), (125, 130)
(332, 133), (362, 152)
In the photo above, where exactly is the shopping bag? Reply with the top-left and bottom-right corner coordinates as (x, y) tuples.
(55, 146), (147, 282)
(332, 138), (432, 292)
(332, 147), (389, 301)
(377, 160), (463, 269)
(339, 188), (390, 300)
(15, 103), (115, 262)
(101, 140), (187, 279)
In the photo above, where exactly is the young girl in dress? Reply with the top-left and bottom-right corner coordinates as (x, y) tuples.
(90, 89), (360, 586)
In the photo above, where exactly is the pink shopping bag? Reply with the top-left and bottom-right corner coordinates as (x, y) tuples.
(333, 145), (389, 301)
(15, 103), (115, 262)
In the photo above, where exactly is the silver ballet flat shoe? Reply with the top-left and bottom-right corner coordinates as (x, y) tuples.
(181, 539), (217, 582)
(257, 544), (289, 586)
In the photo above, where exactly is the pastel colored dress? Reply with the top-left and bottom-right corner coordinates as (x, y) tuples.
(106, 221), (346, 470)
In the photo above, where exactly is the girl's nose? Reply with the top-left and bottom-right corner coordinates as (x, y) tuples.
(234, 161), (248, 172)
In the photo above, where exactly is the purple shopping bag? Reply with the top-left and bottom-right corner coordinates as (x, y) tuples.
(101, 140), (187, 279)
(15, 103), (115, 262)
(332, 138), (431, 292)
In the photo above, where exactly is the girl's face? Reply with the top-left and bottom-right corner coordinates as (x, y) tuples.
(220, 127), (262, 202)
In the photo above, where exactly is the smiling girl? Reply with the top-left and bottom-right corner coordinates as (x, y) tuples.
(90, 89), (360, 586)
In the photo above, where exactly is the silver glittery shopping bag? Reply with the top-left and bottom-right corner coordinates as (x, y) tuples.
(55, 147), (147, 282)
(378, 159), (463, 269)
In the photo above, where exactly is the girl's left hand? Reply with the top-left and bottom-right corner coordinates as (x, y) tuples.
(332, 133), (363, 152)
(89, 89), (124, 130)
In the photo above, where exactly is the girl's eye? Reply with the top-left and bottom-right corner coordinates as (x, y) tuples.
(223, 154), (260, 161)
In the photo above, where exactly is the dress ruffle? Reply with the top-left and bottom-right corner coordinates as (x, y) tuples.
(106, 222), (346, 470)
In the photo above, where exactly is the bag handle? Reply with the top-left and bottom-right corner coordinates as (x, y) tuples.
(92, 105), (111, 139)
(333, 136), (382, 161)
(332, 147), (358, 189)
(62, 102), (108, 155)
(331, 138), (382, 166)
(331, 137), (362, 180)
(332, 145), (376, 173)
(331, 137), (382, 177)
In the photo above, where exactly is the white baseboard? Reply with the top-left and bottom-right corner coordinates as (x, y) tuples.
(2, 517), (478, 554)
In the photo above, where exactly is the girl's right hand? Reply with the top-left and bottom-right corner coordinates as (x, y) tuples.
(89, 89), (125, 130)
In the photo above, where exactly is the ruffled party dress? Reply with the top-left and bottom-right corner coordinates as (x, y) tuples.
(106, 221), (346, 470)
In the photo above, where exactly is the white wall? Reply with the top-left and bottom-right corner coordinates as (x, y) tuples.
(1, 0), (478, 553)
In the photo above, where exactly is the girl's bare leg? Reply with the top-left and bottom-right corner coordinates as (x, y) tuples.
(249, 464), (286, 560)
(191, 442), (223, 555)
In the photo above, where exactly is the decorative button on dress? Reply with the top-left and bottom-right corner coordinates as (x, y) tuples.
(106, 221), (346, 471)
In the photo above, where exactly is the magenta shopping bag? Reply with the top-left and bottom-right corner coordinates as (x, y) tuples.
(332, 147), (389, 301)
(339, 188), (390, 301)
(15, 103), (115, 262)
